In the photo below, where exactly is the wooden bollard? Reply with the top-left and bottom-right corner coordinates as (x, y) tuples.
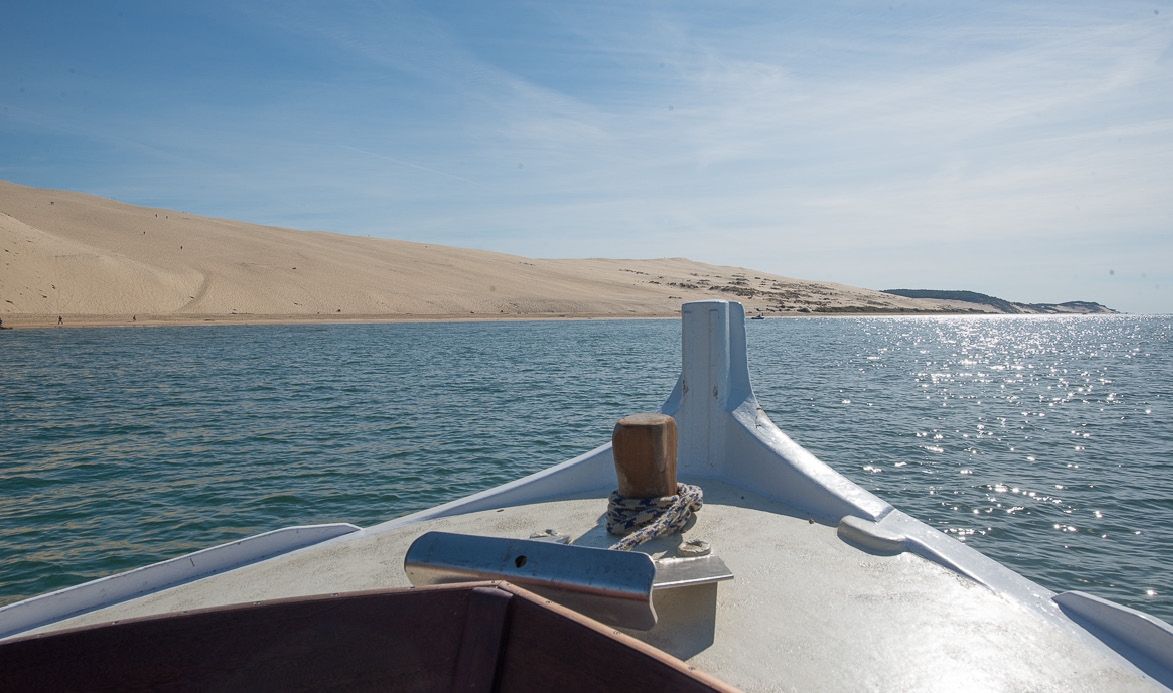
(612, 414), (678, 498)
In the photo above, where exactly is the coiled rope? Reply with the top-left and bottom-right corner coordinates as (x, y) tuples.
(606, 483), (704, 551)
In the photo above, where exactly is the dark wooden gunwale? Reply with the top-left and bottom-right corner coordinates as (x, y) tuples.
(0, 581), (740, 692)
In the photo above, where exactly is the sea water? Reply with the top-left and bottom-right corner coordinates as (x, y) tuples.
(1, 316), (1169, 622)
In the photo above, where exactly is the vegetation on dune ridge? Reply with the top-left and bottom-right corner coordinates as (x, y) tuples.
(882, 289), (1116, 314)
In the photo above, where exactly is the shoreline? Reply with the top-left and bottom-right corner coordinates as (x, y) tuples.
(0, 312), (681, 330)
(0, 308), (1112, 330)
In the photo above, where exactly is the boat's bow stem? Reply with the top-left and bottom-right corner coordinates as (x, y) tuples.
(663, 300), (891, 523)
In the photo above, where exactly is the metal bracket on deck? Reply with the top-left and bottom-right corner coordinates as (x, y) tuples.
(405, 531), (658, 630)
(654, 555), (733, 590)
(404, 532), (733, 631)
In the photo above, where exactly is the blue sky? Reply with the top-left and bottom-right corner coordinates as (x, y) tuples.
(2, 1), (1171, 313)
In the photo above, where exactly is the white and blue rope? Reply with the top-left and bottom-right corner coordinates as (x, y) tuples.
(606, 483), (704, 551)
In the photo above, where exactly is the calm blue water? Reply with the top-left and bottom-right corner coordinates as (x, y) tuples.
(1, 316), (1170, 622)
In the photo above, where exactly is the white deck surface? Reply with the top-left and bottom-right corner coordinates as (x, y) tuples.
(29, 478), (1162, 692)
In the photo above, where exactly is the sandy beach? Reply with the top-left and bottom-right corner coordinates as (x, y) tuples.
(2, 180), (993, 329)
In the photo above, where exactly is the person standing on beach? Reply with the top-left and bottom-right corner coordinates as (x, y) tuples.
(57, 316), (62, 325)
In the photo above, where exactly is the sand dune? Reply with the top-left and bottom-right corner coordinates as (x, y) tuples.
(1, 180), (976, 328)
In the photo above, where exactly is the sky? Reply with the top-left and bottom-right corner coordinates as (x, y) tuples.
(2, 1), (1171, 313)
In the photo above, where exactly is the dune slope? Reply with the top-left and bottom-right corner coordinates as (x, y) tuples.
(1, 180), (984, 326)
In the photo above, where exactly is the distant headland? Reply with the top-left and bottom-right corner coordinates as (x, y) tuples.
(0, 180), (1115, 328)
(881, 289), (1116, 315)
